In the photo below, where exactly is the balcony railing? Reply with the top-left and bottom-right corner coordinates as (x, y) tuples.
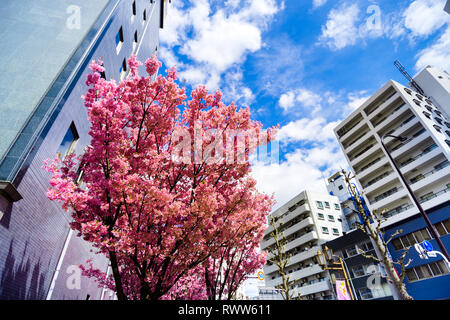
(384, 204), (414, 219)
(419, 186), (450, 204)
(351, 143), (376, 161)
(399, 144), (438, 168)
(370, 186), (404, 205)
(410, 161), (449, 185)
(357, 156), (384, 174)
(366, 91), (397, 116)
(373, 103), (406, 127)
(363, 170), (393, 189)
(391, 129), (426, 152)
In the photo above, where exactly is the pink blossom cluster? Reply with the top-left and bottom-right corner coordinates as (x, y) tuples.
(43, 55), (276, 300)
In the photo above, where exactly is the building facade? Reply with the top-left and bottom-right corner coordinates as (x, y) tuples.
(326, 172), (394, 300)
(0, 0), (167, 299)
(333, 67), (450, 300)
(261, 190), (345, 300)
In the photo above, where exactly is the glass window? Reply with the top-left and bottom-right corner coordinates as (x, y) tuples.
(421, 229), (432, 241)
(316, 201), (324, 209)
(406, 233), (417, 247)
(57, 122), (79, 159)
(405, 269), (418, 282)
(420, 265), (432, 279)
(335, 203), (340, 210)
(332, 228), (339, 235)
(328, 215), (335, 222)
(325, 202), (330, 208)
(400, 235), (411, 248)
(318, 213), (324, 220)
(352, 265), (365, 277)
(443, 219), (450, 234)
(438, 261), (450, 275)
(392, 238), (403, 251)
(429, 262), (442, 277)
(435, 223), (447, 237)
(413, 230), (425, 243)
(338, 185), (343, 190)
(120, 59), (127, 80)
(346, 246), (358, 257)
(116, 27), (124, 47)
(322, 227), (329, 234)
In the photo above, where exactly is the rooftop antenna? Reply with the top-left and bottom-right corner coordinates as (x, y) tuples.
(394, 60), (426, 96)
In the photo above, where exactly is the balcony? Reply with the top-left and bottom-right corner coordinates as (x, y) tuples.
(283, 217), (315, 239)
(419, 186), (450, 205)
(373, 103), (408, 131)
(264, 203), (311, 237)
(381, 115), (418, 144)
(356, 157), (389, 180)
(267, 264), (323, 288)
(265, 245), (320, 275)
(337, 115), (364, 140)
(285, 231), (318, 252)
(365, 90), (398, 117)
(298, 279), (332, 296)
(345, 130), (371, 152)
(384, 204), (414, 219)
(362, 170), (395, 191)
(351, 144), (380, 167)
(390, 130), (429, 159)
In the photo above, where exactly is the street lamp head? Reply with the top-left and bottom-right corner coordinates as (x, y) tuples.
(382, 134), (408, 142)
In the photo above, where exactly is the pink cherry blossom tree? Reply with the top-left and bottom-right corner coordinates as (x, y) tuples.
(43, 55), (276, 300)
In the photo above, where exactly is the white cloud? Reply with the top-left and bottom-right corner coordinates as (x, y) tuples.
(403, 0), (450, 37)
(313, 0), (327, 9)
(159, 0), (281, 92)
(277, 118), (339, 144)
(278, 88), (322, 113)
(415, 26), (450, 73)
(319, 3), (360, 50)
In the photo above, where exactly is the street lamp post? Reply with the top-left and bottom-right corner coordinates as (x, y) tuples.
(380, 134), (450, 262)
(316, 246), (356, 300)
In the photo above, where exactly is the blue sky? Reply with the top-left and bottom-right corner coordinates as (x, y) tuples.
(158, 0), (450, 211)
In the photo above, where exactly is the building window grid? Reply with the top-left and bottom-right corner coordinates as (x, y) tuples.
(406, 261), (450, 283)
(392, 220), (450, 251)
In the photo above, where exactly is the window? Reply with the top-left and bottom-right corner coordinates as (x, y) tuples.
(57, 122), (79, 159)
(133, 31), (138, 52)
(446, 140), (450, 147)
(143, 9), (147, 24)
(316, 201), (324, 210)
(321, 227), (329, 234)
(416, 94), (424, 101)
(404, 88), (412, 95)
(345, 246), (358, 257)
(433, 125), (442, 133)
(131, 1), (136, 20)
(423, 111), (431, 119)
(116, 27), (124, 53)
(425, 105), (433, 112)
(100, 71), (106, 80)
(338, 185), (343, 190)
(352, 266), (365, 278)
(334, 203), (340, 210)
(413, 99), (421, 106)
(327, 215), (335, 222)
(332, 228), (339, 235)
(325, 202), (330, 209)
(120, 58), (127, 80)
(318, 213), (325, 220)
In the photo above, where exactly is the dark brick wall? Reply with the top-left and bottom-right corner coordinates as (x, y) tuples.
(0, 0), (161, 300)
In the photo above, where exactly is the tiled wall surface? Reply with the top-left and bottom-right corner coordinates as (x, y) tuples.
(0, 0), (162, 300)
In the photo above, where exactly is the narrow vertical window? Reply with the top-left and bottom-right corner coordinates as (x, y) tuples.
(120, 59), (127, 80)
(131, 1), (136, 22)
(133, 31), (138, 53)
(116, 27), (124, 54)
(57, 122), (79, 159)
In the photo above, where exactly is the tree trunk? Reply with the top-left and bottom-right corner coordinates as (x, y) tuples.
(109, 250), (127, 300)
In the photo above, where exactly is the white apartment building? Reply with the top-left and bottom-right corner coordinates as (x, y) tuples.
(414, 66), (450, 118)
(261, 190), (345, 300)
(334, 73), (450, 229)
